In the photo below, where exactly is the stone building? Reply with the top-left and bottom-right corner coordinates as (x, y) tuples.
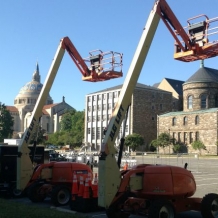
(154, 78), (184, 111)
(84, 83), (173, 150)
(158, 62), (218, 154)
(6, 63), (74, 138)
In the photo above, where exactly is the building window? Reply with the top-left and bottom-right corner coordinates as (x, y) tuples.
(108, 103), (112, 110)
(103, 94), (106, 100)
(187, 95), (193, 109)
(215, 95), (218, 107)
(102, 115), (106, 121)
(88, 128), (91, 134)
(151, 105), (155, 110)
(152, 116), (155, 121)
(97, 127), (100, 139)
(172, 132), (175, 144)
(190, 132), (193, 143)
(97, 115), (101, 121)
(88, 106), (91, 112)
(92, 127), (95, 139)
(178, 132), (181, 142)
(108, 93), (112, 99)
(125, 125), (128, 132)
(184, 132), (187, 143)
(183, 116), (188, 125)
(93, 116), (96, 122)
(87, 116), (91, 122)
(172, 117), (176, 126)
(113, 92), (118, 98)
(93, 105), (96, 111)
(93, 95), (96, 101)
(103, 104), (106, 110)
(97, 105), (101, 111)
(88, 96), (91, 102)
(201, 94), (207, 109)
(195, 115), (199, 125)
(98, 95), (101, 100)
(160, 104), (163, 110)
(195, 131), (199, 141)
(107, 114), (111, 120)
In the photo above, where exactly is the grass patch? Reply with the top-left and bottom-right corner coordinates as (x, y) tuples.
(0, 198), (83, 218)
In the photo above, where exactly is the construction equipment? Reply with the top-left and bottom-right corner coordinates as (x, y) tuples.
(26, 162), (92, 206)
(0, 144), (44, 198)
(98, 0), (218, 217)
(16, 37), (123, 194)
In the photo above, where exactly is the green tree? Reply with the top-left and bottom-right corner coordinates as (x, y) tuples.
(29, 125), (47, 145)
(191, 140), (206, 155)
(60, 109), (76, 132)
(71, 111), (84, 145)
(0, 102), (14, 142)
(47, 110), (85, 148)
(124, 133), (144, 151)
(173, 144), (183, 154)
(151, 132), (171, 154)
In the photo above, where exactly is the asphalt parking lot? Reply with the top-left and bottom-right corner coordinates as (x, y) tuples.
(8, 155), (218, 218)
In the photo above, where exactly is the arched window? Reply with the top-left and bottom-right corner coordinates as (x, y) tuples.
(187, 95), (193, 109)
(183, 116), (188, 125)
(195, 115), (199, 125)
(201, 94), (207, 109)
(172, 117), (176, 126)
(195, 131), (199, 141)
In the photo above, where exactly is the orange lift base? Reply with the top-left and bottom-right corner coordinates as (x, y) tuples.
(174, 42), (218, 62)
(82, 70), (123, 82)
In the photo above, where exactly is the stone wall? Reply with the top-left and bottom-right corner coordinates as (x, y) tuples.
(158, 110), (218, 154)
(131, 88), (172, 149)
(183, 82), (218, 111)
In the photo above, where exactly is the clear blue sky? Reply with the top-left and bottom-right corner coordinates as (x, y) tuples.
(1, 0), (218, 111)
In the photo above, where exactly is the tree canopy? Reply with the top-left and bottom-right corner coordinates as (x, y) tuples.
(124, 133), (144, 151)
(46, 110), (84, 148)
(151, 132), (171, 153)
(191, 140), (206, 155)
(0, 102), (14, 142)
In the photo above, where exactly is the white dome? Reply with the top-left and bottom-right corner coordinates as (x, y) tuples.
(15, 63), (53, 105)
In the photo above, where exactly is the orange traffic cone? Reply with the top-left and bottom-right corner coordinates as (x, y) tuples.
(92, 173), (98, 198)
(83, 177), (90, 199)
(123, 162), (128, 170)
(88, 172), (92, 187)
(72, 173), (78, 197)
(78, 176), (84, 197)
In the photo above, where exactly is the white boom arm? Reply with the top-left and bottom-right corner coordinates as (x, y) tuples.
(17, 40), (65, 191)
(98, 2), (161, 208)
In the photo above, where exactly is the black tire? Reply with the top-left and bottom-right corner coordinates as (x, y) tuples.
(148, 199), (175, 218)
(9, 183), (23, 198)
(105, 207), (130, 218)
(201, 193), (218, 218)
(27, 182), (46, 203)
(51, 185), (71, 206)
(105, 193), (133, 218)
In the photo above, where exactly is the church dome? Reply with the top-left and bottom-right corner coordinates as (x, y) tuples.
(14, 63), (53, 106)
(18, 63), (42, 96)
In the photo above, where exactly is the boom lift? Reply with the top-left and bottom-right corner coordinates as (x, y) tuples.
(17, 37), (123, 192)
(98, 0), (218, 217)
